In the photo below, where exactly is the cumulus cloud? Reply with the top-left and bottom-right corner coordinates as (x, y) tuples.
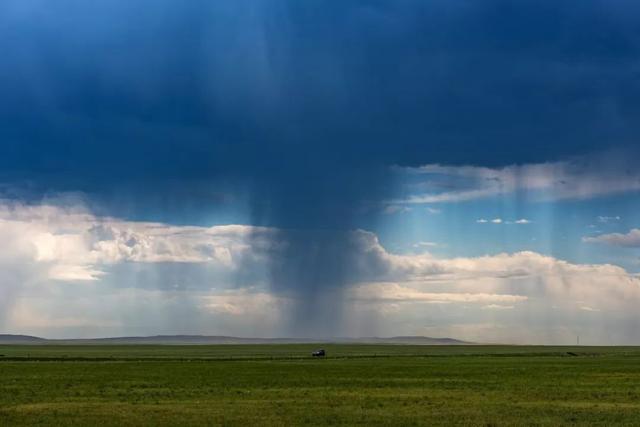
(0, 200), (276, 331)
(0, 201), (275, 282)
(396, 153), (640, 204)
(2, 200), (640, 343)
(583, 229), (640, 248)
(477, 218), (531, 225)
(514, 219), (531, 224)
(345, 240), (640, 343)
(351, 283), (527, 304)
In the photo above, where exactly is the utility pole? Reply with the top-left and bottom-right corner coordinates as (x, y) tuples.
(577, 335), (580, 346)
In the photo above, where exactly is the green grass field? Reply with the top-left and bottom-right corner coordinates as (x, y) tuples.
(2, 345), (640, 426)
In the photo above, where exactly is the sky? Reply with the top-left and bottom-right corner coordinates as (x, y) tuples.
(1, 0), (640, 344)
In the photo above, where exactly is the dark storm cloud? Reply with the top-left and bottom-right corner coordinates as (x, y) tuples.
(2, 0), (640, 205)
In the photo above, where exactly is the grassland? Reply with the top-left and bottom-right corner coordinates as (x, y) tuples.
(2, 345), (640, 426)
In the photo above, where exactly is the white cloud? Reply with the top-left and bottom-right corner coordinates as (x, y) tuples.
(327, 232), (640, 337)
(477, 218), (532, 225)
(0, 201), (275, 283)
(396, 153), (640, 204)
(426, 207), (441, 214)
(201, 289), (287, 316)
(2, 199), (640, 343)
(351, 283), (527, 304)
(598, 216), (621, 223)
(583, 229), (640, 248)
(413, 241), (438, 248)
(482, 304), (514, 310)
(48, 264), (106, 282)
(0, 200), (277, 332)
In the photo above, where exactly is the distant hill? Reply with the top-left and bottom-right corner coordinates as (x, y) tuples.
(58, 336), (316, 345)
(346, 336), (471, 345)
(0, 334), (471, 345)
(0, 334), (47, 344)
